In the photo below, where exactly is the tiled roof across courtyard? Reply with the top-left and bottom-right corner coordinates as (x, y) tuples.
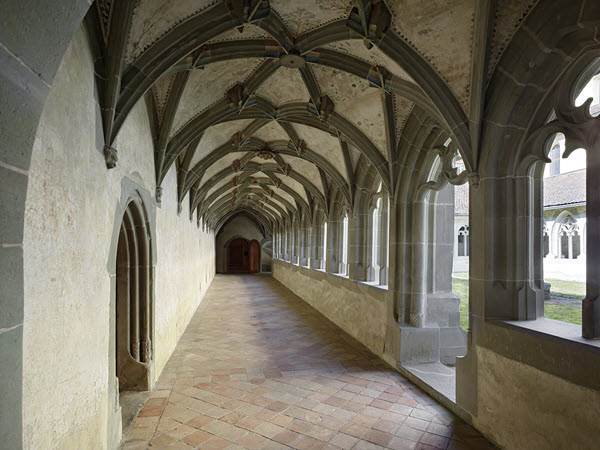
(544, 169), (586, 207)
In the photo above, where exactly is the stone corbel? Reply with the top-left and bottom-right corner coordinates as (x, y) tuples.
(467, 172), (480, 190)
(103, 145), (118, 169)
(225, 0), (271, 32)
(307, 95), (335, 122)
(346, 0), (392, 49)
(155, 186), (163, 206)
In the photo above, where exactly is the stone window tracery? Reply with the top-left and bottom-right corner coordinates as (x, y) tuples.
(457, 226), (469, 257)
(558, 217), (581, 259)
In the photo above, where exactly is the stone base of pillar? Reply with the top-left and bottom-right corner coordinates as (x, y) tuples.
(426, 292), (467, 365)
(439, 327), (467, 365)
(582, 296), (600, 339)
(395, 324), (440, 364)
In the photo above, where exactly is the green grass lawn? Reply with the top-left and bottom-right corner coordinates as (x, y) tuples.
(544, 303), (582, 325)
(451, 276), (469, 332)
(451, 274), (584, 331)
(544, 278), (585, 299)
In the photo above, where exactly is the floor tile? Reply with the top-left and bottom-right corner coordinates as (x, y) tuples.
(120, 275), (493, 449)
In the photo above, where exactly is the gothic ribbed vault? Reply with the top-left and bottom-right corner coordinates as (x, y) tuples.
(85, 0), (535, 233)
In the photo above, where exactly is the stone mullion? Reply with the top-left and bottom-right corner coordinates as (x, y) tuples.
(293, 223), (300, 265)
(366, 208), (375, 282)
(310, 218), (320, 269)
(379, 199), (389, 285)
(326, 217), (339, 274)
(301, 222), (311, 267)
(583, 134), (600, 339)
(285, 225), (291, 263)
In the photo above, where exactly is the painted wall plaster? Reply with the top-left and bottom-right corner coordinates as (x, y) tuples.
(272, 260), (386, 356)
(22, 26), (215, 450)
(473, 346), (600, 449)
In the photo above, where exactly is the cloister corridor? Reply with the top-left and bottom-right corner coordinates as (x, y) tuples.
(121, 275), (492, 450)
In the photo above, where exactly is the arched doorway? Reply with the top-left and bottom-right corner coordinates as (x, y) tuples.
(249, 240), (260, 273)
(115, 200), (153, 430)
(228, 238), (249, 272)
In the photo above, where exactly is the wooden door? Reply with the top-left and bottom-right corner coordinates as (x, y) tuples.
(228, 238), (249, 272)
(249, 240), (260, 273)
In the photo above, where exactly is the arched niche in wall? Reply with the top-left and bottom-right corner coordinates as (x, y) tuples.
(105, 179), (157, 447)
(115, 199), (153, 392)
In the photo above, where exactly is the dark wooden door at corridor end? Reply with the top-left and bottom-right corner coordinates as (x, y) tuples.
(228, 238), (249, 272)
(249, 240), (260, 273)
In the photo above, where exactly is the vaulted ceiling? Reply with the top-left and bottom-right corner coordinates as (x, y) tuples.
(87, 0), (538, 233)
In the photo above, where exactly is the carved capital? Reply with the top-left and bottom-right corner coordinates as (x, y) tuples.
(103, 145), (118, 169)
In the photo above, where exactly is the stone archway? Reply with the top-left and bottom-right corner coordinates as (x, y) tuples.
(1, 1), (90, 446)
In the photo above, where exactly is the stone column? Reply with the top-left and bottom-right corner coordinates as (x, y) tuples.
(568, 233), (573, 260)
(379, 200), (389, 285)
(322, 221), (328, 270)
(410, 190), (430, 326)
(454, 226), (459, 258)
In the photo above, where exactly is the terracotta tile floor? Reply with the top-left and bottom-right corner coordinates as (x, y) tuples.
(122, 275), (493, 449)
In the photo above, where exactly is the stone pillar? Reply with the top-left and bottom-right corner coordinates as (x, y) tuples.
(310, 219), (320, 269)
(351, 210), (369, 281)
(326, 217), (338, 274)
(428, 184), (467, 364)
(285, 226), (291, 262)
(301, 223), (311, 266)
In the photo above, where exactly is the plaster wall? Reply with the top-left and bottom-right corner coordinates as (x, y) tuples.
(154, 169), (215, 375)
(215, 216), (269, 273)
(272, 260), (386, 356)
(22, 25), (214, 449)
(473, 346), (600, 449)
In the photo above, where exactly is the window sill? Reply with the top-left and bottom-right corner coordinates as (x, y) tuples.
(357, 280), (389, 291)
(330, 272), (349, 280)
(497, 318), (600, 353)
